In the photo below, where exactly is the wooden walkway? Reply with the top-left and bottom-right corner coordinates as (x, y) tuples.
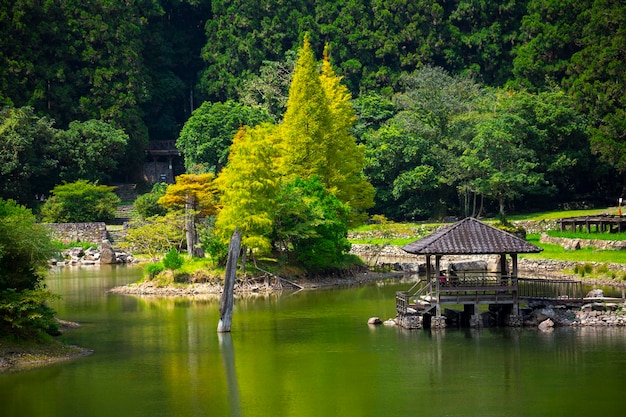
(557, 215), (626, 233)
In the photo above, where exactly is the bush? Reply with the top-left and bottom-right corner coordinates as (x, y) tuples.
(0, 199), (59, 338)
(199, 216), (228, 266)
(134, 183), (168, 220)
(144, 262), (165, 279)
(0, 289), (60, 338)
(121, 212), (185, 260)
(41, 180), (120, 223)
(163, 249), (184, 270)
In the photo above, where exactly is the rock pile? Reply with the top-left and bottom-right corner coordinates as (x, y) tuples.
(525, 289), (625, 329)
(51, 239), (134, 265)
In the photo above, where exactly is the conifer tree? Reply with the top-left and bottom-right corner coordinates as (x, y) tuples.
(215, 124), (280, 253)
(319, 45), (374, 224)
(278, 34), (332, 182)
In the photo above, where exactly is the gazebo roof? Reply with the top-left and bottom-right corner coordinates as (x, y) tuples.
(402, 217), (542, 255)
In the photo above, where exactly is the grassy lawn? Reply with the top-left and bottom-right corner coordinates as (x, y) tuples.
(522, 234), (626, 264)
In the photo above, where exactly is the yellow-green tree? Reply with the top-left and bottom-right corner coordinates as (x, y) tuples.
(158, 173), (219, 257)
(278, 35), (373, 225)
(277, 33), (333, 183)
(319, 45), (375, 224)
(215, 35), (374, 264)
(215, 124), (280, 253)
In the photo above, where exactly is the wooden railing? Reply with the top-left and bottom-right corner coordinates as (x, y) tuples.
(439, 273), (516, 289)
(396, 279), (431, 314)
(518, 277), (583, 301)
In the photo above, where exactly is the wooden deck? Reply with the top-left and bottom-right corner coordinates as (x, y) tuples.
(557, 215), (626, 233)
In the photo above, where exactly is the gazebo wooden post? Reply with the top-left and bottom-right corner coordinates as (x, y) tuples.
(435, 255), (441, 317)
(508, 253), (522, 326)
(499, 253), (507, 282)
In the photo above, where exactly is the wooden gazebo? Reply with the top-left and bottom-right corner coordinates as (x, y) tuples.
(397, 217), (542, 328)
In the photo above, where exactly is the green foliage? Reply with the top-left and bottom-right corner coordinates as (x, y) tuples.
(2, 1), (623, 221)
(121, 212), (185, 261)
(0, 199), (59, 338)
(0, 289), (60, 338)
(0, 199), (54, 291)
(278, 34), (333, 182)
(238, 49), (298, 119)
(144, 262), (165, 279)
(198, 217), (228, 266)
(162, 249), (184, 271)
(134, 183), (168, 220)
(177, 100), (273, 173)
(52, 119), (128, 183)
(0, 106), (57, 203)
(274, 177), (351, 271)
(216, 124), (280, 253)
(40, 180), (120, 223)
(461, 112), (546, 218)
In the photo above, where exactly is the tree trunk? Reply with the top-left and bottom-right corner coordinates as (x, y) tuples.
(218, 228), (242, 333)
(185, 194), (204, 258)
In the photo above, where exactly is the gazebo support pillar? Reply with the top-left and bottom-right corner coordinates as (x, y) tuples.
(507, 253), (523, 326)
(469, 302), (482, 328)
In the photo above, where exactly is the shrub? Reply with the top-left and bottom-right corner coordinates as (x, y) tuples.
(41, 180), (120, 223)
(144, 262), (164, 279)
(134, 183), (168, 220)
(163, 249), (184, 270)
(199, 216), (228, 266)
(120, 212), (185, 260)
(0, 289), (60, 338)
(0, 199), (59, 338)
(596, 264), (609, 274)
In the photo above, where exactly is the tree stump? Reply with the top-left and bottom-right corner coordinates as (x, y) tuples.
(217, 228), (241, 333)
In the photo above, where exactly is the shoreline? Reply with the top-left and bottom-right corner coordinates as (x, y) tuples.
(106, 270), (405, 297)
(0, 320), (93, 373)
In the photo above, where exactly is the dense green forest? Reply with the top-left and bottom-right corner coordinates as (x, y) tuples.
(1, 0), (624, 221)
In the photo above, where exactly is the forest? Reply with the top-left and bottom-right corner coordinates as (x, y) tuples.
(1, 0), (625, 221)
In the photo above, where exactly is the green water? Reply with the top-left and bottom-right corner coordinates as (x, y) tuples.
(1, 266), (625, 417)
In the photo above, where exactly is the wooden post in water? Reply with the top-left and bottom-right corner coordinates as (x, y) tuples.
(218, 228), (242, 333)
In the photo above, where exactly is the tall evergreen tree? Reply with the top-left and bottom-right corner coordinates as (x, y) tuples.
(278, 34), (332, 182)
(319, 45), (374, 224)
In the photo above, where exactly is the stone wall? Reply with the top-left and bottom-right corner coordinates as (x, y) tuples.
(45, 222), (107, 245)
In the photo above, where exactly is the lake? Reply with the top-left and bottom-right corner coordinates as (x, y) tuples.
(1, 265), (625, 417)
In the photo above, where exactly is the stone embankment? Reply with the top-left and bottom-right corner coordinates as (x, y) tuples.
(45, 222), (108, 245)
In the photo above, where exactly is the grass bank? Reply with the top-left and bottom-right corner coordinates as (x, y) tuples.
(0, 335), (92, 373)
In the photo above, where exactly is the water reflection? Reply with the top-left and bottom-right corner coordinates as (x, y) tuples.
(219, 333), (242, 417)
